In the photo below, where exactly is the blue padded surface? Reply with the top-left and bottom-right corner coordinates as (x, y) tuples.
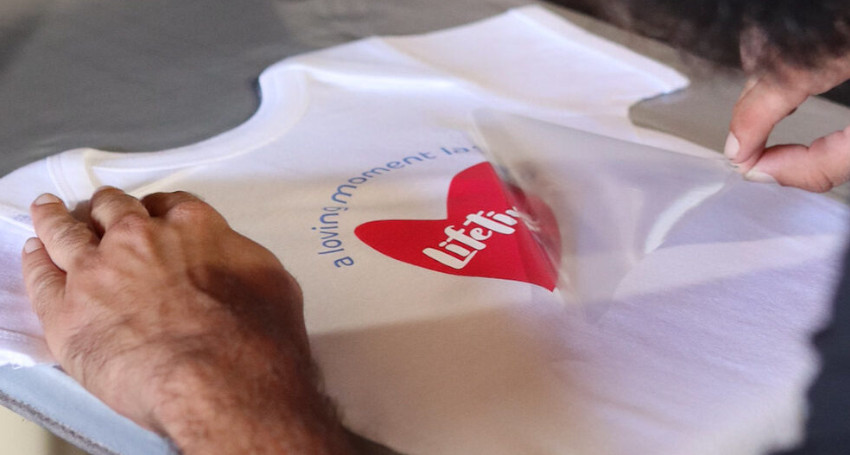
(0, 365), (173, 455)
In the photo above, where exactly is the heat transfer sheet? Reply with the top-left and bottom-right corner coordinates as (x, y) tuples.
(472, 111), (849, 455)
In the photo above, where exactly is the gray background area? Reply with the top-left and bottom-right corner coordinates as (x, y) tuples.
(0, 1), (848, 454)
(0, 0), (528, 175)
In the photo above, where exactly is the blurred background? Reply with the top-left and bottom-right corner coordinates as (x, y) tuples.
(0, 406), (83, 454)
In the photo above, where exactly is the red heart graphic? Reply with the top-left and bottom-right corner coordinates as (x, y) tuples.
(355, 162), (560, 291)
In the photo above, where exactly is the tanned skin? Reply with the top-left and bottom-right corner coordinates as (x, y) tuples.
(21, 188), (354, 454)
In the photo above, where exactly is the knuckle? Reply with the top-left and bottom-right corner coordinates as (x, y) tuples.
(93, 192), (135, 214)
(106, 217), (160, 255)
(93, 186), (124, 199)
(111, 212), (153, 234)
(168, 199), (215, 222)
(91, 189), (129, 212)
(805, 170), (836, 193)
(169, 190), (197, 200)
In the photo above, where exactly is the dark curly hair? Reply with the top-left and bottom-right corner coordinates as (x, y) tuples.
(549, 0), (850, 71)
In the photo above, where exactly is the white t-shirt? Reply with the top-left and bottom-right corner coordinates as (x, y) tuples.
(0, 6), (846, 455)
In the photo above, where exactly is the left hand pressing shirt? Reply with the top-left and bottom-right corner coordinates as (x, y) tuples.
(20, 187), (353, 454)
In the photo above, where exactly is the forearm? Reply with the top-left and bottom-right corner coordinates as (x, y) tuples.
(152, 340), (354, 454)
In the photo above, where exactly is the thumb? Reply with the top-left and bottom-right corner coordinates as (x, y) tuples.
(727, 77), (809, 168)
(21, 237), (67, 332)
(744, 127), (850, 193)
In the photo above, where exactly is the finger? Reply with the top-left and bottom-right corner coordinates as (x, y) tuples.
(141, 191), (226, 225)
(89, 186), (150, 235)
(21, 237), (66, 333)
(744, 127), (850, 193)
(736, 76), (759, 102)
(31, 194), (98, 271)
(141, 191), (204, 217)
(727, 79), (810, 166)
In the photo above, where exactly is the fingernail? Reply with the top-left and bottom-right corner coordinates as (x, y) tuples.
(724, 133), (740, 160)
(23, 237), (43, 254)
(34, 193), (62, 206)
(744, 168), (778, 184)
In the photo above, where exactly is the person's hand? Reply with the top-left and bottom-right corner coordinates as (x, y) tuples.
(20, 187), (352, 454)
(726, 55), (850, 192)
